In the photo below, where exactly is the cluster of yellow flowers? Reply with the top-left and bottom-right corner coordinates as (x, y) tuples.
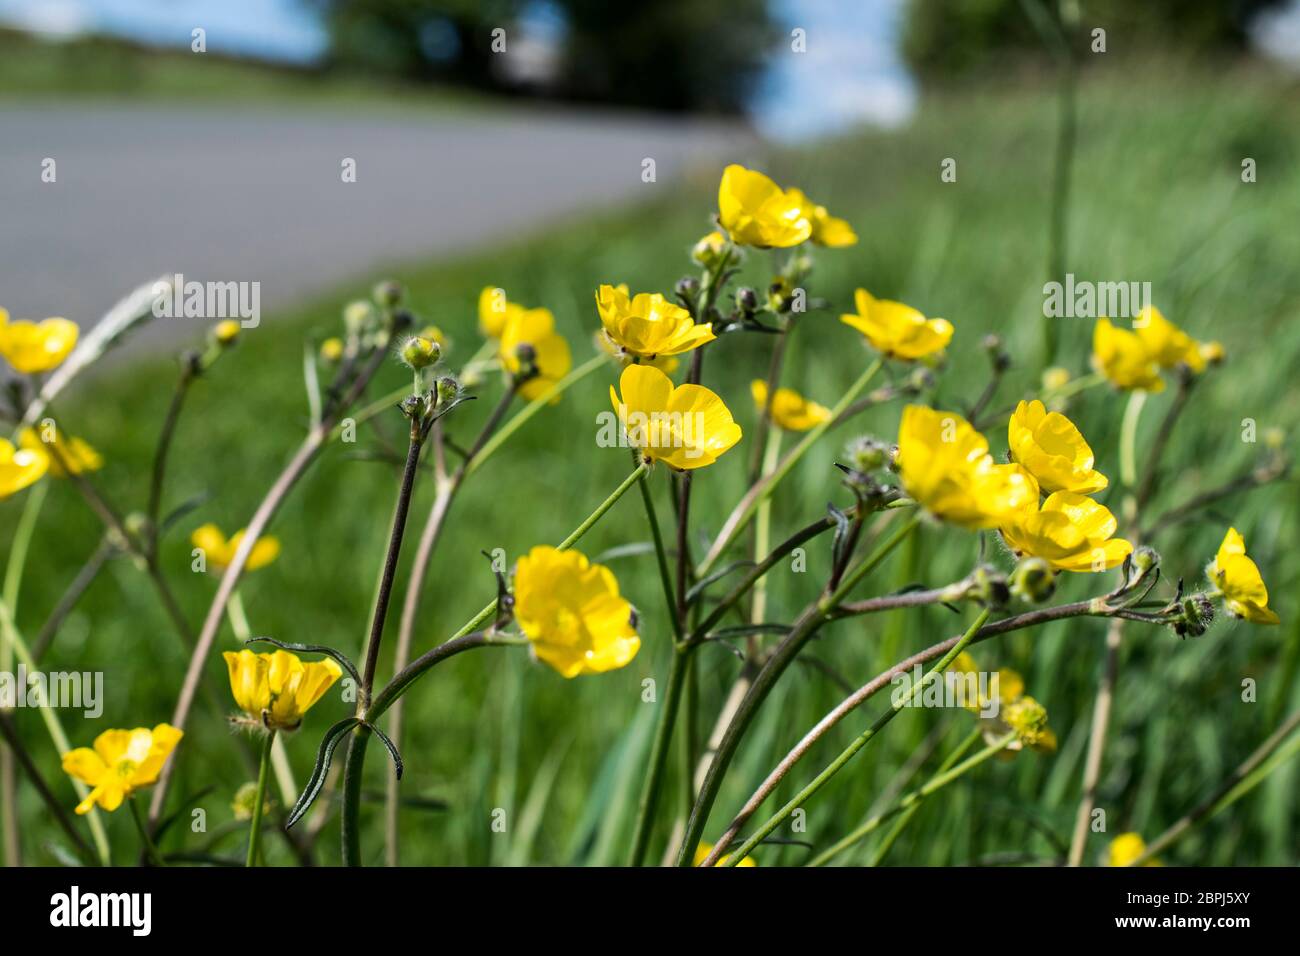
(4, 161), (1283, 858)
(1093, 307), (1222, 392)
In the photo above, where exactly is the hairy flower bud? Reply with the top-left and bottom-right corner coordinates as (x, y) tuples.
(847, 436), (889, 474)
(373, 280), (404, 308)
(675, 276), (700, 300)
(736, 286), (759, 314)
(1004, 695), (1051, 749)
(400, 335), (441, 370)
(212, 320), (241, 347)
(1010, 557), (1056, 604)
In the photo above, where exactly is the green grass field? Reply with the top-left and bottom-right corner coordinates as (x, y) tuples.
(4, 54), (1299, 867)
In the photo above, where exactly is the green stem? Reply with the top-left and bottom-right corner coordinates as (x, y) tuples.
(750, 427), (783, 625)
(627, 644), (693, 866)
(130, 797), (164, 867)
(340, 725), (371, 867)
(699, 356), (883, 576)
(245, 730), (275, 867)
(868, 727), (981, 866)
(637, 467), (681, 641)
(449, 461), (650, 640)
(675, 509), (919, 867)
(809, 730), (1014, 867)
(466, 353), (606, 476)
(3, 479), (46, 614)
(1119, 390), (1146, 488)
(722, 607), (992, 866)
(0, 597), (110, 864)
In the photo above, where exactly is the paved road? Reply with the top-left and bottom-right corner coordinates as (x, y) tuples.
(0, 103), (756, 349)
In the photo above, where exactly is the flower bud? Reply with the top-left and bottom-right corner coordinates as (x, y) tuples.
(970, 565), (1010, 609)
(399, 395), (424, 420)
(675, 276), (700, 300)
(736, 287), (759, 314)
(847, 436), (889, 474)
(1173, 593), (1214, 638)
(1199, 341), (1225, 366)
(981, 334), (1010, 372)
(231, 781), (272, 822)
(343, 300), (373, 334)
(319, 337), (344, 364)
(1010, 557), (1056, 604)
(436, 376), (461, 408)
(1042, 366), (1071, 392)
(373, 280), (404, 308)
(691, 230), (728, 268)
(400, 335), (441, 369)
(513, 343), (538, 381)
(212, 320), (241, 346)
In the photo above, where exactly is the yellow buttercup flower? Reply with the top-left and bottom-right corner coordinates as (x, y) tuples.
(1092, 318), (1164, 392)
(895, 405), (1037, 529)
(1208, 527), (1280, 625)
(0, 314), (79, 374)
(1107, 832), (1161, 867)
(1042, 366), (1071, 392)
(841, 289), (953, 360)
(499, 305), (572, 402)
(0, 437), (48, 500)
(1001, 491), (1132, 573)
(513, 546), (640, 678)
(786, 188), (857, 247)
(595, 284), (715, 360)
(717, 164), (812, 249)
(19, 427), (103, 478)
(61, 724), (183, 814)
(751, 379), (831, 432)
(223, 649), (342, 730)
(1134, 306), (1206, 373)
(478, 286), (523, 339)
(1007, 400), (1107, 494)
(191, 524), (281, 573)
(694, 842), (757, 867)
(610, 364), (742, 470)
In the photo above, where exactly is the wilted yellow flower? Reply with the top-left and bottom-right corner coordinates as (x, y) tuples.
(1001, 492), (1132, 573)
(840, 289), (953, 360)
(1134, 306), (1205, 373)
(478, 286), (522, 339)
(786, 188), (857, 247)
(513, 546), (640, 678)
(717, 164), (812, 249)
(62, 724), (183, 814)
(191, 524), (281, 573)
(1092, 318), (1163, 391)
(694, 842), (757, 867)
(19, 427), (102, 478)
(751, 379), (831, 432)
(1008, 400), (1107, 494)
(1108, 832), (1161, 867)
(0, 314), (79, 374)
(1208, 527), (1279, 625)
(213, 320), (241, 345)
(610, 364), (742, 470)
(0, 437), (48, 499)
(223, 649), (342, 731)
(895, 405), (1037, 529)
(500, 306), (572, 402)
(320, 337), (344, 363)
(595, 284), (715, 360)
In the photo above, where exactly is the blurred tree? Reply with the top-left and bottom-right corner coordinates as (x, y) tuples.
(902, 0), (1288, 81)
(308, 0), (777, 113)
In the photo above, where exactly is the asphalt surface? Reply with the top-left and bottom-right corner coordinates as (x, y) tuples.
(0, 103), (757, 349)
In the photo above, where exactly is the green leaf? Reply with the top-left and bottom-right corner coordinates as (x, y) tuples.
(288, 717), (360, 828)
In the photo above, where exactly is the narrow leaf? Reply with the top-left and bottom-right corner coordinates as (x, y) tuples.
(287, 717), (359, 828)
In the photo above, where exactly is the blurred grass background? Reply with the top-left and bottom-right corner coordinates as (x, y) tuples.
(4, 51), (1300, 867)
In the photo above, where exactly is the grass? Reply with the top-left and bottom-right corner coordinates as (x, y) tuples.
(0, 29), (485, 113)
(4, 53), (1300, 867)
